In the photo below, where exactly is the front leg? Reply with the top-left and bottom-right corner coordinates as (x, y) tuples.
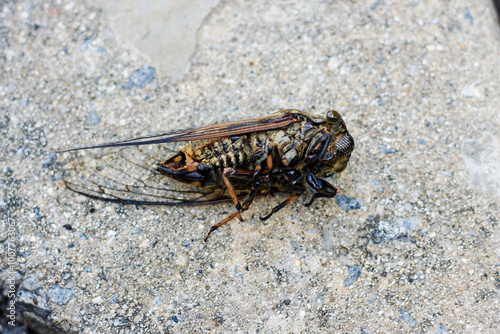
(304, 173), (337, 207)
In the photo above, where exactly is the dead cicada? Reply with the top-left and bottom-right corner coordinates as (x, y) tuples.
(61, 109), (354, 241)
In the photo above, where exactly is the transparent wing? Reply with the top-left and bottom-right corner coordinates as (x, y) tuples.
(62, 144), (231, 205)
(59, 110), (297, 152)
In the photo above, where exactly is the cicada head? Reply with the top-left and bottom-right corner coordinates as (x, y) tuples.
(321, 110), (355, 174)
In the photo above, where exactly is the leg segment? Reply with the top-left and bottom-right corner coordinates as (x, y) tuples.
(205, 169), (263, 242)
(304, 173), (337, 207)
(222, 167), (254, 221)
(206, 146), (277, 241)
(204, 212), (239, 242)
(303, 132), (332, 166)
(260, 192), (303, 221)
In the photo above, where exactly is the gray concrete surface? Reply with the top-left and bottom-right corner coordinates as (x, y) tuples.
(97, 0), (220, 82)
(1, 0), (499, 333)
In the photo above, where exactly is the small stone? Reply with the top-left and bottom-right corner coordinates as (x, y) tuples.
(323, 230), (333, 250)
(437, 171), (453, 177)
(77, 232), (88, 240)
(48, 284), (76, 305)
(74, 195), (87, 203)
(397, 216), (421, 230)
(43, 153), (57, 168)
(399, 308), (417, 328)
(88, 109), (100, 126)
(123, 66), (156, 90)
(114, 317), (124, 327)
(92, 296), (104, 304)
(327, 58), (341, 71)
(437, 323), (450, 334)
(20, 275), (42, 291)
(460, 85), (483, 99)
(464, 8), (473, 26)
(335, 195), (362, 212)
(376, 144), (397, 154)
(344, 265), (362, 287)
(131, 227), (143, 235)
(294, 259), (302, 267)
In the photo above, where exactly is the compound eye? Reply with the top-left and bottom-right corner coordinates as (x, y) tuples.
(326, 110), (341, 123)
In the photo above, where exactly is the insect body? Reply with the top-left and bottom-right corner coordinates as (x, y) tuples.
(62, 109), (354, 241)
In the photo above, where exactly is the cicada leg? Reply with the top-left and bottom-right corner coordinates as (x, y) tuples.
(259, 192), (303, 221)
(205, 147), (277, 242)
(222, 167), (255, 221)
(204, 212), (240, 242)
(204, 176), (266, 242)
(304, 173), (337, 207)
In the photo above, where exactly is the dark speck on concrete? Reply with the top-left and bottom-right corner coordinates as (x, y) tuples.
(123, 65), (156, 90)
(399, 308), (417, 328)
(335, 195), (362, 212)
(48, 284), (76, 305)
(172, 316), (179, 323)
(344, 265), (362, 287)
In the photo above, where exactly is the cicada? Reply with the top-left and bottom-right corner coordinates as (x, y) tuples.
(61, 109), (354, 241)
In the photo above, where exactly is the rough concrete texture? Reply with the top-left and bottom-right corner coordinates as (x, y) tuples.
(0, 0), (499, 333)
